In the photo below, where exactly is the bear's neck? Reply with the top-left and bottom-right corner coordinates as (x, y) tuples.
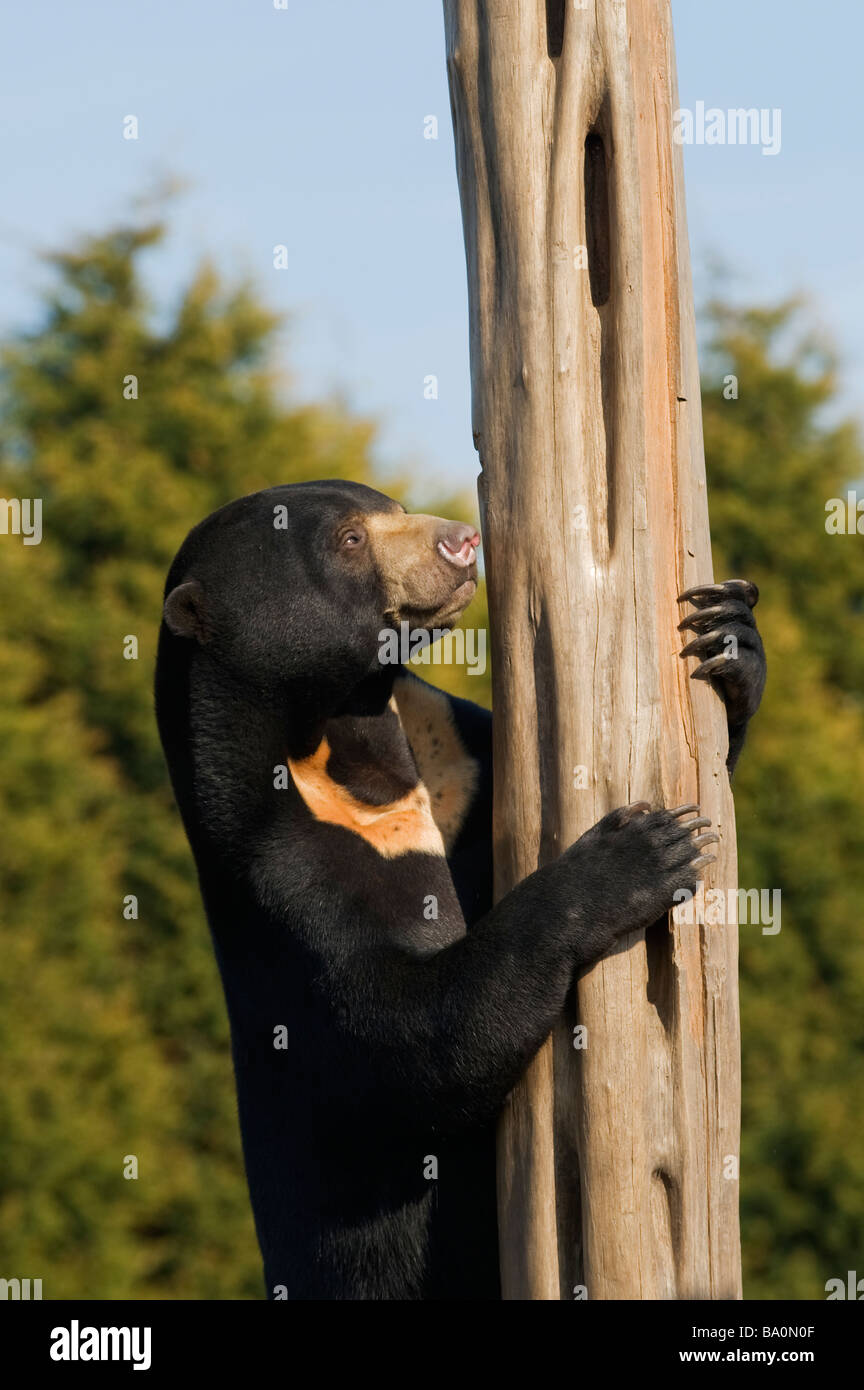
(165, 653), (414, 860)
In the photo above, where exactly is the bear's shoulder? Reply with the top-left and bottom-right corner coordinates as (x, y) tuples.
(392, 673), (486, 852)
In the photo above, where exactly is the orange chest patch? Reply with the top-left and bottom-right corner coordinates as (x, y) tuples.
(287, 737), (445, 860)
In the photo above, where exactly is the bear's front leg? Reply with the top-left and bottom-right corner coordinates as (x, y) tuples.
(677, 578), (766, 776)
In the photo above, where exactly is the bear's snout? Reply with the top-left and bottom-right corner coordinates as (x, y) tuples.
(436, 523), (481, 569)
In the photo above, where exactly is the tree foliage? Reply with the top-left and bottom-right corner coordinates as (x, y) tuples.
(0, 223), (409, 1298)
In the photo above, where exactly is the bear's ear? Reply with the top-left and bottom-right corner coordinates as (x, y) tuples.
(163, 579), (209, 642)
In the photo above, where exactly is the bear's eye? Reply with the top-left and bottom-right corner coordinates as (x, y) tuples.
(339, 527), (366, 550)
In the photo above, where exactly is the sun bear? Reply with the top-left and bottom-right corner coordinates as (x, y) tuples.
(155, 479), (765, 1300)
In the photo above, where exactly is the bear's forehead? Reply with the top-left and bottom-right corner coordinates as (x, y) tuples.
(259, 481), (404, 517)
(174, 483), (404, 571)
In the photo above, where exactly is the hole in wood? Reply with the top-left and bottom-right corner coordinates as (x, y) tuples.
(545, 0), (565, 59)
(652, 1168), (683, 1253)
(645, 914), (675, 1032)
(584, 132), (611, 307)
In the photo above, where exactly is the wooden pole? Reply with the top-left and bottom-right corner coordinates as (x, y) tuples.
(443, 0), (741, 1300)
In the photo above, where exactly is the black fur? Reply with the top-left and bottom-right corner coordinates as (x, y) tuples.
(155, 481), (765, 1300)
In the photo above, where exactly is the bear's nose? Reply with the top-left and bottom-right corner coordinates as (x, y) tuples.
(437, 523), (481, 569)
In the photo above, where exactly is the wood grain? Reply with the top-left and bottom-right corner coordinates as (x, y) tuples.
(443, 0), (742, 1300)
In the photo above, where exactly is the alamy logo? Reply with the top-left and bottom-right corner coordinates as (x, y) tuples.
(49, 1320), (152, 1371)
(825, 492), (864, 534)
(378, 621), (487, 676)
(0, 497), (42, 545)
(673, 884), (781, 935)
(825, 1271), (864, 1299)
(0, 1276), (42, 1299)
(673, 102), (781, 156)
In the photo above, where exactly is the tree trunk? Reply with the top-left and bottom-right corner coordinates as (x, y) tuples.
(443, 0), (742, 1300)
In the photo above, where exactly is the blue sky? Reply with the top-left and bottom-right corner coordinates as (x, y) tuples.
(1, 1), (861, 497)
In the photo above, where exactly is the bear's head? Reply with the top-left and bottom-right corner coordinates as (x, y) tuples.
(160, 481), (480, 705)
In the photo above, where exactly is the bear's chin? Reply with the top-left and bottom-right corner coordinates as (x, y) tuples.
(397, 577), (477, 631)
